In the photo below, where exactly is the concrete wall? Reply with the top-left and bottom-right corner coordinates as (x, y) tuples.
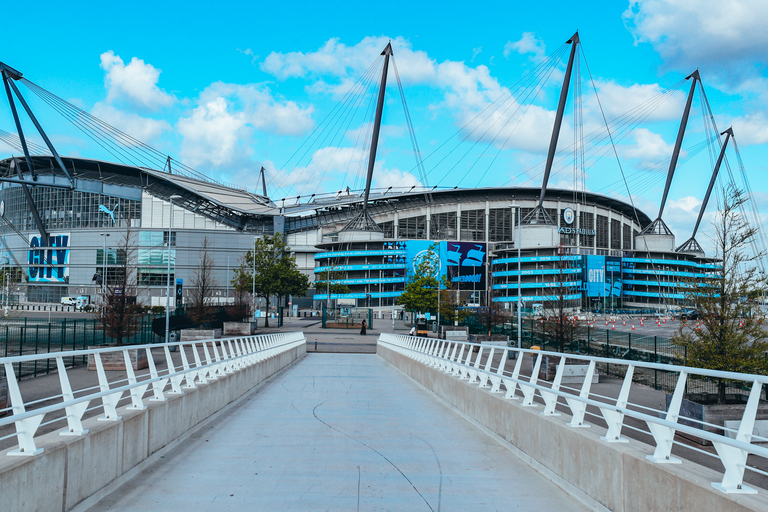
(377, 343), (768, 512)
(0, 342), (305, 512)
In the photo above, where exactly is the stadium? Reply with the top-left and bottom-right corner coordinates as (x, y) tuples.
(0, 38), (749, 317)
(0, 154), (717, 314)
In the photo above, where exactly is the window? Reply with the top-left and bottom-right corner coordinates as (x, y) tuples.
(430, 212), (457, 240)
(460, 210), (485, 241)
(579, 211), (594, 247)
(398, 216), (426, 239)
(488, 209), (511, 242)
(611, 219), (621, 250)
(623, 224), (632, 250)
(596, 215), (609, 248)
(379, 221), (394, 238)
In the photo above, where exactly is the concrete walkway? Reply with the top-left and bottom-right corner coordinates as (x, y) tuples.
(89, 354), (590, 511)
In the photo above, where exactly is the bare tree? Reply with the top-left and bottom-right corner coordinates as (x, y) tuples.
(188, 237), (219, 326)
(96, 228), (142, 345)
(541, 245), (582, 351)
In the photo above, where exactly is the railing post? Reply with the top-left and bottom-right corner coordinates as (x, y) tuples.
(711, 380), (763, 494)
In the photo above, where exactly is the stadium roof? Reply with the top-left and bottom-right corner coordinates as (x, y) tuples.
(0, 156), (652, 233)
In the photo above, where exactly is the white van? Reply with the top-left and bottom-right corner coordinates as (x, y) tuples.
(60, 297), (77, 306)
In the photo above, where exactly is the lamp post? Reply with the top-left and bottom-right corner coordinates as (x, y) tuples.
(165, 195), (181, 344)
(99, 233), (110, 297)
(509, 205), (522, 351)
(252, 236), (258, 320)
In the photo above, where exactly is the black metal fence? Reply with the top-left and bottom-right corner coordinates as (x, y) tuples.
(477, 318), (756, 397)
(1, 315), (163, 380)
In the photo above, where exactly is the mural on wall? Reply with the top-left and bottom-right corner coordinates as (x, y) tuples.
(403, 240), (487, 289)
(28, 233), (70, 282)
(583, 255), (621, 298)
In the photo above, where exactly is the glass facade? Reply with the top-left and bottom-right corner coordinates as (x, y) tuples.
(0, 185), (141, 232)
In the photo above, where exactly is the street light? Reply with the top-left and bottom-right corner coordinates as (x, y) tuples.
(509, 205), (522, 352)
(99, 233), (110, 297)
(165, 195), (182, 344)
(252, 236), (258, 320)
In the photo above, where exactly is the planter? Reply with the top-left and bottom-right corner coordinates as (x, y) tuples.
(87, 346), (148, 371)
(223, 322), (256, 336)
(180, 329), (222, 341)
(667, 392), (768, 445)
(538, 355), (598, 385)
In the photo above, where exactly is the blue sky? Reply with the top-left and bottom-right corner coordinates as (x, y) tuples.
(2, 0), (768, 247)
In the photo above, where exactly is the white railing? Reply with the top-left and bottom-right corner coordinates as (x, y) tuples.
(0, 332), (306, 456)
(378, 332), (768, 495)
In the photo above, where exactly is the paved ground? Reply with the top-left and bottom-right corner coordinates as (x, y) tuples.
(88, 354), (591, 512)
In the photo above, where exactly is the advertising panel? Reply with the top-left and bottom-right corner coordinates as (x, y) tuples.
(28, 233), (70, 283)
(401, 240), (487, 290)
(445, 241), (487, 289)
(583, 255), (622, 298)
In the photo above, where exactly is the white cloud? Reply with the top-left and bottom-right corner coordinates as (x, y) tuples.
(176, 82), (314, 168)
(177, 96), (249, 168)
(471, 47), (483, 62)
(262, 36), (436, 85)
(591, 80), (686, 121)
(621, 128), (674, 165)
(624, 0), (768, 91)
(668, 195), (701, 213)
(373, 165), (421, 191)
(504, 32), (546, 59)
(730, 113), (768, 146)
(90, 102), (170, 144)
(99, 51), (174, 111)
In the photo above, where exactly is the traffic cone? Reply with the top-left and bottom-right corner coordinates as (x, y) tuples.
(612, 324), (615, 330)
(632, 324), (635, 330)
(623, 320), (626, 326)
(605, 320), (608, 326)
(640, 319), (644, 326)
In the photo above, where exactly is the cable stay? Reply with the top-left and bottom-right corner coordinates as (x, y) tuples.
(0, 128), (49, 155)
(638, 70), (700, 238)
(676, 128), (733, 255)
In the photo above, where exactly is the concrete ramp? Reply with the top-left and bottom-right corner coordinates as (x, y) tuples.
(88, 354), (591, 511)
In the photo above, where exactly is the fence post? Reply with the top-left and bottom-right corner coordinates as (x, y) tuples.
(34, 325), (40, 377)
(606, 329), (611, 375)
(628, 332), (632, 359)
(47, 323), (52, 374)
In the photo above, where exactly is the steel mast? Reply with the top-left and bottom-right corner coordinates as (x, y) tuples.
(342, 43), (393, 232)
(523, 32), (579, 225)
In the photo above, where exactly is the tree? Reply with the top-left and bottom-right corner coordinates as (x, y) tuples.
(398, 243), (440, 316)
(96, 229), (142, 345)
(188, 237), (218, 326)
(476, 293), (510, 336)
(232, 233), (309, 328)
(672, 186), (768, 404)
(437, 284), (472, 325)
(229, 255), (252, 320)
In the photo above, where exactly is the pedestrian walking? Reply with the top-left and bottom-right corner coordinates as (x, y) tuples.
(360, 318), (367, 336)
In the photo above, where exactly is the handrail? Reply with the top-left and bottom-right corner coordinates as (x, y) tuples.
(378, 333), (766, 495)
(0, 332), (306, 456)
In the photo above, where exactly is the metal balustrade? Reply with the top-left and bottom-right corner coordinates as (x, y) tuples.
(0, 332), (306, 456)
(378, 332), (768, 495)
